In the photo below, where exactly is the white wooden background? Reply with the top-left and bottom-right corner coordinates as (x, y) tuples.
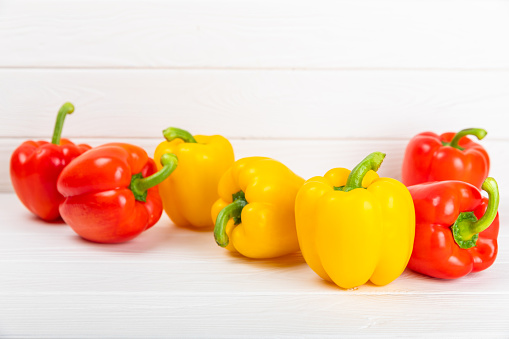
(1, 0), (509, 337)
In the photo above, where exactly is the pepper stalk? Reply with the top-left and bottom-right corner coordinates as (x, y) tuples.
(130, 153), (178, 202)
(452, 177), (499, 249)
(334, 152), (386, 192)
(214, 191), (248, 247)
(443, 128), (487, 151)
(51, 102), (75, 145)
(163, 127), (197, 144)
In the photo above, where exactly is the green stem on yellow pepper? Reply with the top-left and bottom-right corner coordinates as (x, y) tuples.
(163, 127), (197, 143)
(445, 128), (487, 151)
(343, 152), (386, 192)
(214, 191), (248, 247)
(130, 153), (178, 202)
(452, 177), (499, 249)
(51, 102), (75, 145)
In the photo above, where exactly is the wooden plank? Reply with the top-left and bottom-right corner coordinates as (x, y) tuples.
(1, 248), (509, 294)
(1, 1), (508, 69)
(1, 69), (509, 139)
(0, 137), (407, 191)
(1, 193), (508, 296)
(3, 137), (509, 195)
(0, 294), (507, 337)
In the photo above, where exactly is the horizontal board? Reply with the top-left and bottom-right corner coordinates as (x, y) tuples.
(3, 137), (509, 197)
(1, 226), (508, 295)
(1, 1), (508, 69)
(1, 138), (407, 191)
(1, 192), (508, 336)
(1, 69), (509, 139)
(1, 294), (508, 337)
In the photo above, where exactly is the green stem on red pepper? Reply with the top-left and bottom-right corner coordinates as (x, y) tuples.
(452, 177), (499, 249)
(163, 127), (197, 144)
(341, 152), (386, 192)
(445, 128), (487, 151)
(214, 190), (248, 247)
(51, 102), (75, 145)
(130, 153), (178, 202)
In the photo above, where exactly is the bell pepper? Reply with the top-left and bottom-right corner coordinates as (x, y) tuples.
(154, 127), (234, 229)
(57, 143), (177, 243)
(295, 152), (415, 289)
(10, 103), (91, 221)
(407, 178), (500, 279)
(212, 157), (304, 258)
(402, 128), (490, 189)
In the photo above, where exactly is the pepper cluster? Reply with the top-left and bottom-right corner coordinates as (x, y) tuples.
(10, 103), (500, 289)
(402, 129), (499, 280)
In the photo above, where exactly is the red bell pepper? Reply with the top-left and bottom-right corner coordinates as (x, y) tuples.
(402, 128), (490, 189)
(10, 103), (91, 221)
(57, 143), (178, 243)
(407, 178), (500, 279)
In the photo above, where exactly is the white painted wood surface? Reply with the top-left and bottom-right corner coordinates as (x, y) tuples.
(2, 0), (509, 337)
(1, 0), (509, 69)
(1, 195), (508, 337)
(2, 70), (509, 140)
(2, 137), (509, 198)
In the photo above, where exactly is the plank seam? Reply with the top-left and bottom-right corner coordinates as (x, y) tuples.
(1, 66), (509, 72)
(2, 136), (509, 142)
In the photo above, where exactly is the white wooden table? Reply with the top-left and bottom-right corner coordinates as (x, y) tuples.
(1, 194), (507, 337)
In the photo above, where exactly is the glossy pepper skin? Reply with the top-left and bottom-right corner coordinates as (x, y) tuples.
(57, 143), (177, 243)
(407, 178), (500, 279)
(212, 157), (304, 259)
(295, 152), (415, 289)
(10, 103), (91, 221)
(154, 127), (234, 229)
(402, 128), (490, 189)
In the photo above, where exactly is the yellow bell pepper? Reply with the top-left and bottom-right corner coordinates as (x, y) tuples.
(154, 127), (234, 229)
(212, 157), (304, 258)
(295, 152), (415, 289)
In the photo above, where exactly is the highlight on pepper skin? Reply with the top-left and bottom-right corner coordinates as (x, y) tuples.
(57, 143), (177, 244)
(10, 102), (91, 221)
(406, 177), (500, 279)
(212, 156), (304, 259)
(402, 128), (490, 189)
(295, 152), (416, 289)
(154, 127), (235, 230)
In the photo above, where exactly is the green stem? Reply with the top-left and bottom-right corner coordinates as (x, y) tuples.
(51, 102), (75, 145)
(162, 127), (197, 143)
(343, 152), (386, 192)
(214, 191), (248, 247)
(452, 177), (499, 249)
(447, 128), (487, 151)
(130, 153), (178, 202)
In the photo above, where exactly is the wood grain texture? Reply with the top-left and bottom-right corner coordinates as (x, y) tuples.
(3, 137), (509, 196)
(1, 69), (509, 139)
(1, 294), (508, 338)
(0, 194), (508, 337)
(1, 0), (508, 69)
